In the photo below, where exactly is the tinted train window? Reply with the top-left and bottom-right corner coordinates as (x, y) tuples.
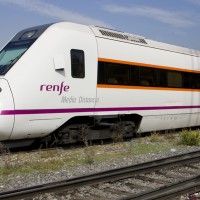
(97, 62), (105, 84)
(183, 72), (190, 88)
(105, 63), (129, 85)
(159, 69), (167, 87)
(0, 40), (35, 75)
(167, 71), (182, 88)
(139, 67), (159, 86)
(130, 66), (139, 85)
(97, 61), (200, 90)
(191, 73), (200, 89)
(71, 49), (85, 78)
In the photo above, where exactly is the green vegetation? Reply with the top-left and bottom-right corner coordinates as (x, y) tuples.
(178, 129), (200, 146)
(149, 132), (164, 142)
(83, 146), (95, 165)
(0, 129), (199, 176)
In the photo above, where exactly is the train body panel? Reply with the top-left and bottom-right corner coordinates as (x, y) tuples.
(94, 29), (200, 132)
(0, 78), (14, 140)
(0, 21), (200, 146)
(1, 22), (98, 141)
(95, 88), (193, 131)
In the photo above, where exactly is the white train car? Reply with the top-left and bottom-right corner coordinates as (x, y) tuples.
(0, 22), (200, 147)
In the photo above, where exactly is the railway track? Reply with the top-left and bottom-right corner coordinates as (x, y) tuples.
(121, 175), (200, 200)
(0, 150), (200, 200)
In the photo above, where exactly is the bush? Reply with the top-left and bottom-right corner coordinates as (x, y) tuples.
(84, 146), (95, 165)
(149, 132), (164, 142)
(179, 129), (200, 146)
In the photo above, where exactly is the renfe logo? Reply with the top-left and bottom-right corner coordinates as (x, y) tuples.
(40, 82), (70, 95)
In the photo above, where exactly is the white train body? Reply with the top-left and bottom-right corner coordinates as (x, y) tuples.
(0, 22), (200, 147)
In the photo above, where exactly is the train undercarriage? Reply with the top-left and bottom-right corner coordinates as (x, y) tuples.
(1, 114), (142, 149)
(40, 114), (142, 147)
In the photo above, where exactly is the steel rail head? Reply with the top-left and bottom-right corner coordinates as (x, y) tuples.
(119, 175), (200, 200)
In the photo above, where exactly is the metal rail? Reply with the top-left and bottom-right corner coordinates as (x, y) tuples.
(0, 150), (200, 200)
(120, 175), (200, 200)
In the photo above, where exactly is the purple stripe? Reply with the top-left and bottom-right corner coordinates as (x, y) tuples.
(1, 105), (200, 115)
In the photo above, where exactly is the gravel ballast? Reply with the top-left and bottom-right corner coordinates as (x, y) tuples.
(0, 139), (200, 199)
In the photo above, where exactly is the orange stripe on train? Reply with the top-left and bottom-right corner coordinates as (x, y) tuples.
(97, 84), (200, 92)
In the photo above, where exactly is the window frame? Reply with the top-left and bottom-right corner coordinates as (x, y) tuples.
(71, 49), (85, 79)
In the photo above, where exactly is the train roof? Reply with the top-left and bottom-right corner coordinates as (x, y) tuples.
(11, 23), (53, 42)
(9, 22), (200, 57)
(90, 25), (200, 57)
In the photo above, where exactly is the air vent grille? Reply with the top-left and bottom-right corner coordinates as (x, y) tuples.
(99, 29), (147, 44)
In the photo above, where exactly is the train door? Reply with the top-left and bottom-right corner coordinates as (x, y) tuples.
(61, 32), (98, 117)
(68, 48), (97, 109)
